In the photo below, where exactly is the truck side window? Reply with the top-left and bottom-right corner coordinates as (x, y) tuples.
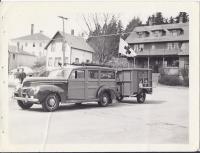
(88, 70), (98, 79)
(70, 70), (85, 79)
(100, 71), (115, 79)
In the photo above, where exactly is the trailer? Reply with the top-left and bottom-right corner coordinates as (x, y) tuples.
(116, 68), (153, 103)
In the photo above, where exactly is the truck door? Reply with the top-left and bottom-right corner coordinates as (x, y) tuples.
(68, 69), (85, 99)
(85, 69), (100, 99)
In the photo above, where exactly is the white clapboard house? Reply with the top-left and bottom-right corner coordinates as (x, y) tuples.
(45, 31), (94, 71)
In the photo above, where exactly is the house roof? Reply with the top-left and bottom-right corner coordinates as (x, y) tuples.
(126, 22), (189, 44)
(45, 31), (94, 53)
(12, 33), (50, 41)
(8, 45), (36, 56)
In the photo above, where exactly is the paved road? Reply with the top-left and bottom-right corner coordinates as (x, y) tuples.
(8, 84), (188, 146)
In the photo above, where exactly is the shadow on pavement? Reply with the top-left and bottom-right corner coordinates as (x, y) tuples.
(25, 100), (165, 112)
(26, 103), (107, 112)
(120, 100), (166, 104)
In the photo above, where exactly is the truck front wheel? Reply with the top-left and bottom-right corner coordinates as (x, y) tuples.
(17, 100), (33, 109)
(137, 91), (146, 103)
(42, 94), (59, 112)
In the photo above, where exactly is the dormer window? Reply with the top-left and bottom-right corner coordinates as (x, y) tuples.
(151, 29), (165, 37)
(136, 31), (150, 38)
(168, 28), (184, 36)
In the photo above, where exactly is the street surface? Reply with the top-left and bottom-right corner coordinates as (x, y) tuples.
(8, 84), (188, 144)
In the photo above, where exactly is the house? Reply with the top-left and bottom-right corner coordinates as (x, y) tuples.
(126, 21), (189, 73)
(8, 45), (37, 71)
(45, 31), (94, 71)
(11, 24), (50, 57)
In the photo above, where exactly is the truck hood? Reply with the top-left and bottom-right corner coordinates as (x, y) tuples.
(24, 77), (67, 82)
(23, 77), (67, 87)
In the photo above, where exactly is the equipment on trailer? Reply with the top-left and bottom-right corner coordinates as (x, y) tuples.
(116, 68), (152, 103)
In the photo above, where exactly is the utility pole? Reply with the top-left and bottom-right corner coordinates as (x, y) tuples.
(58, 16), (68, 66)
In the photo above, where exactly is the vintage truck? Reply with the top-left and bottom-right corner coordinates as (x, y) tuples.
(14, 65), (152, 112)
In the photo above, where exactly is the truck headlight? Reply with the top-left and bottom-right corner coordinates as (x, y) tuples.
(15, 84), (22, 92)
(32, 86), (40, 94)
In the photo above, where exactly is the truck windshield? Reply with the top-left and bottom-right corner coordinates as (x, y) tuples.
(48, 69), (72, 79)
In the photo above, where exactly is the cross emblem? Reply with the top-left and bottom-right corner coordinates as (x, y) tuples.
(124, 46), (131, 54)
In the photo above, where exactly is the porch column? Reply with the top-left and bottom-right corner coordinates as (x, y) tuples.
(133, 57), (136, 68)
(147, 56), (150, 69)
(162, 57), (165, 68)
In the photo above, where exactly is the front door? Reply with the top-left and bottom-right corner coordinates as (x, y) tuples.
(68, 69), (85, 99)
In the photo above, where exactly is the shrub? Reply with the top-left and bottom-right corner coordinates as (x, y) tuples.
(158, 75), (181, 86)
(180, 68), (189, 87)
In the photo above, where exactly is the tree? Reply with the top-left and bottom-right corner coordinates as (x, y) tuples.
(175, 12), (189, 23)
(83, 13), (124, 64)
(123, 17), (142, 39)
(155, 12), (164, 25)
(169, 16), (175, 24)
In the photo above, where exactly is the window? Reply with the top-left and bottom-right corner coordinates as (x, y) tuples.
(70, 70), (85, 79)
(134, 45), (139, 52)
(100, 71), (115, 79)
(139, 44), (144, 52)
(173, 43), (179, 49)
(13, 54), (15, 60)
(152, 44), (155, 50)
(168, 43), (173, 50)
(48, 57), (53, 66)
(75, 58), (79, 64)
(86, 59), (90, 63)
(54, 57), (62, 67)
(181, 43), (186, 50)
(64, 57), (69, 65)
(88, 70), (98, 79)
(51, 43), (55, 52)
(25, 42), (28, 47)
(33, 42), (35, 47)
(39, 42), (42, 47)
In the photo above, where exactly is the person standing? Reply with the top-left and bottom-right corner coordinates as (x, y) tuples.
(19, 68), (26, 84)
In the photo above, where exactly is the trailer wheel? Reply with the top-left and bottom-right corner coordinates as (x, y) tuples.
(137, 91), (146, 103)
(98, 92), (111, 107)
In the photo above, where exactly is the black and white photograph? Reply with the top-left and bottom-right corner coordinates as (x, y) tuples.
(0, 1), (199, 152)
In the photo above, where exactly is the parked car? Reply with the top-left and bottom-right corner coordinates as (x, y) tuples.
(13, 65), (152, 112)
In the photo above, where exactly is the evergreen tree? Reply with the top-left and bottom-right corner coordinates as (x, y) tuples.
(123, 17), (142, 39)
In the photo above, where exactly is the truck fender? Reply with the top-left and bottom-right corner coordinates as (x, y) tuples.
(96, 85), (117, 103)
(37, 85), (65, 103)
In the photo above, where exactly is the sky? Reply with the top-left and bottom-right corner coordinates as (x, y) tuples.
(1, 1), (192, 40)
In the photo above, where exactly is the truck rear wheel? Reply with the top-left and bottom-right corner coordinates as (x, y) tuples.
(98, 92), (111, 107)
(42, 94), (59, 112)
(17, 100), (33, 109)
(137, 91), (146, 103)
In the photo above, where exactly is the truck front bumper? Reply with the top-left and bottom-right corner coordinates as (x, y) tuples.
(14, 96), (40, 104)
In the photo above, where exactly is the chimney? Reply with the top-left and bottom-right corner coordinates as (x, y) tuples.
(31, 24), (34, 35)
(179, 16), (183, 23)
(71, 29), (74, 36)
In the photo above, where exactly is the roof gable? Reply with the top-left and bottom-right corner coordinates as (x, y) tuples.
(12, 33), (50, 41)
(45, 31), (94, 53)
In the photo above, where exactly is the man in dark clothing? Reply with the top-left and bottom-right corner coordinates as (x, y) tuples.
(19, 68), (26, 84)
